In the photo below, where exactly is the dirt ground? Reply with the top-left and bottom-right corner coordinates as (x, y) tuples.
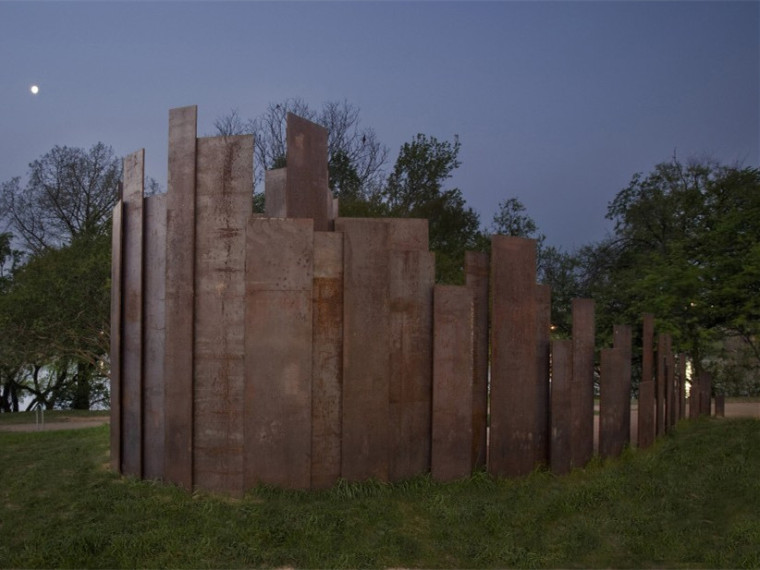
(0, 415), (110, 432)
(1, 402), (758, 436)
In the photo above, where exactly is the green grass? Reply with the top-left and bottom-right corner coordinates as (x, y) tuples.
(1, 418), (759, 568)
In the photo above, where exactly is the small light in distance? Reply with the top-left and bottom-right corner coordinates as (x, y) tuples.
(30, 85), (40, 95)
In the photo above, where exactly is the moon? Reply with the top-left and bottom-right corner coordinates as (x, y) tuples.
(30, 85), (39, 95)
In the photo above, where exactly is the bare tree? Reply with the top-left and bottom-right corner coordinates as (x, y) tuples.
(0, 143), (121, 253)
(215, 98), (388, 197)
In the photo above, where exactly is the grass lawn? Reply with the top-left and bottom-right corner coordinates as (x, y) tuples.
(1, 417), (759, 568)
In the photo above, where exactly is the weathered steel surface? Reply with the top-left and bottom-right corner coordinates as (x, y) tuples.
(121, 149), (144, 478)
(665, 335), (676, 429)
(638, 314), (656, 449)
(715, 394), (725, 417)
(489, 235), (539, 477)
(678, 353), (687, 420)
(311, 231), (344, 489)
(286, 114), (333, 231)
(110, 201), (123, 473)
(193, 134), (252, 494)
(465, 251), (489, 470)
(164, 105), (197, 490)
(389, 250), (435, 481)
(699, 371), (712, 416)
(656, 334), (666, 435)
(599, 347), (626, 458)
(432, 285), (474, 482)
(336, 218), (391, 481)
(265, 168), (287, 217)
(550, 339), (573, 475)
(535, 284), (551, 467)
(336, 217), (429, 482)
(571, 298), (595, 468)
(638, 380), (655, 448)
(143, 194), (167, 480)
(613, 324), (632, 448)
(245, 217), (314, 489)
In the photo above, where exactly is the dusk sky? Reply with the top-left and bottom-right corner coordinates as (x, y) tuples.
(2, 1), (758, 250)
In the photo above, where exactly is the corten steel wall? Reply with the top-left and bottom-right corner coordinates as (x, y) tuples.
(111, 106), (705, 494)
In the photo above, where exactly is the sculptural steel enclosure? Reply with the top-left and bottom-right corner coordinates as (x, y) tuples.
(111, 106), (703, 494)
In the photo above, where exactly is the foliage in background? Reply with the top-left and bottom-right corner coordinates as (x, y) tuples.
(0, 144), (118, 410)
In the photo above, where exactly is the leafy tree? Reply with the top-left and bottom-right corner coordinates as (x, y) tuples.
(0, 233), (111, 409)
(382, 134), (483, 283)
(601, 158), (760, 391)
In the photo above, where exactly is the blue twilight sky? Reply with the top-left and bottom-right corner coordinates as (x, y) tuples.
(1, 1), (758, 250)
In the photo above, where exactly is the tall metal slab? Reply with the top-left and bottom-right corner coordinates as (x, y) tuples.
(432, 285), (474, 482)
(110, 201), (123, 472)
(550, 339), (573, 475)
(164, 105), (197, 490)
(465, 251), (489, 470)
(535, 284), (551, 467)
(656, 334), (666, 435)
(143, 194), (166, 480)
(121, 150), (144, 478)
(699, 371), (712, 416)
(265, 168), (287, 218)
(286, 114), (333, 231)
(638, 313), (655, 448)
(571, 298), (595, 468)
(489, 235), (539, 477)
(389, 250), (435, 481)
(613, 324), (632, 447)
(245, 217), (314, 489)
(336, 218), (391, 481)
(666, 335), (676, 429)
(311, 231), (344, 489)
(599, 347), (626, 458)
(193, 135), (253, 494)
(678, 352), (686, 420)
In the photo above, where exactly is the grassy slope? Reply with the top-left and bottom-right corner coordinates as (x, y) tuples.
(1, 418), (759, 569)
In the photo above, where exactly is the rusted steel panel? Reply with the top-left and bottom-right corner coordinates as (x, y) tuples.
(613, 324), (632, 448)
(599, 347), (626, 459)
(245, 217), (314, 490)
(666, 335), (676, 429)
(550, 339), (573, 475)
(193, 135), (253, 495)
(700, 371), (712, 416)
(432, 285), (474, 482)
(311, 231), (344, 489)
(389, 250), (435, 481)
(335, 218), (391, 482)
(121, 150), (144, 478)
(656, 334), (666, 435)
(110, 201), (123, 473)
(570, 298), (595, 468)
(641, 314), (655, 385)
(535, 284), (551, 467)
(489, 235), (539, 478)
(143, 194), (166, 480)
(265, 168), (287, 217)
(678, 353), (687, 420)
(164, 105), (197, 490)
(637, 381), (655, 448)
(286, 114), (333, 231)
(715, 394), (725, 417)
(465, 251), (489, 470)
